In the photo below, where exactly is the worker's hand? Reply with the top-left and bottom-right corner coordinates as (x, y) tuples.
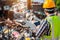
(36, 25), (40, 29)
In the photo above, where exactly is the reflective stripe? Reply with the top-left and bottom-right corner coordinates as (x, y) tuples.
(47, 17), (55, 40)
(36, 20), (48, 37)
(38, 23), (47, 37)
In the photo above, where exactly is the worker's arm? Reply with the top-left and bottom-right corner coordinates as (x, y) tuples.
(35, 19), (50, 37)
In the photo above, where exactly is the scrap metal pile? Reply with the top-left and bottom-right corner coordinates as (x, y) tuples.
(0, 18), (36, 40)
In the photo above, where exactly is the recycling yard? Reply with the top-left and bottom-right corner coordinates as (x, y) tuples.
(0, 0), (60, 40)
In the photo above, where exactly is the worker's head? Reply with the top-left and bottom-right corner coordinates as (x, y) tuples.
(44, 8), (55, 16)
(43, 0), (56, 16)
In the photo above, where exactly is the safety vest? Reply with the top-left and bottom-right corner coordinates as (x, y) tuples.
(44, 15), (60, 40)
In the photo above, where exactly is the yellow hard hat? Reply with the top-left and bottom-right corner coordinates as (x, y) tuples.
(43, 0), (56, 8)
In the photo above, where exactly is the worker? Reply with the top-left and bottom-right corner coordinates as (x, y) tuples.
(35, 0), (60, 40)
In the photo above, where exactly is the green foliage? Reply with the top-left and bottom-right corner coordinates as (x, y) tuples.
(55, 0), (60, 11)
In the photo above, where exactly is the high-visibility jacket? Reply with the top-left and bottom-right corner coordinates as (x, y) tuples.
(45, 15), (60, 40)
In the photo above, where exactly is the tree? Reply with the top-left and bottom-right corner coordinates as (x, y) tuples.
(55, 0), (60, 11)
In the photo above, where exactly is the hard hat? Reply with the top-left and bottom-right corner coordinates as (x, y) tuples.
(43, 0), (56, 8)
